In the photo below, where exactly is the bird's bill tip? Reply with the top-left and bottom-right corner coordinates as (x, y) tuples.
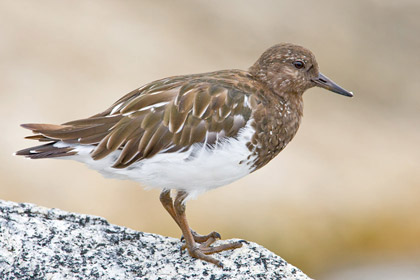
(312, 73), (353, 97)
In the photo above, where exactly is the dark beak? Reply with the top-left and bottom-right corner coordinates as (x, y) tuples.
(312, 73), (353, 97)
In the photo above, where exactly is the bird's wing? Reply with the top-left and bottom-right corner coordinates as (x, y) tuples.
(21, 70), (256, 168)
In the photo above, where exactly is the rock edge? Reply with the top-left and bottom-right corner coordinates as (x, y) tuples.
(0, 200), (311, 280)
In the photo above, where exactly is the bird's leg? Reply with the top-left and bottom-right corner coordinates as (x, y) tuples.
(173, 191), (222, 267)
(173, 190), (243, 267)
(159, 190), (220, 244)
(159, 189), (181, 227)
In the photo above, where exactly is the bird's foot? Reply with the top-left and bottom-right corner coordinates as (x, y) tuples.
(181, 230), (221, 243)
(181, 229), (243, 267)
(187, 240), (243, 267)
(181, 230), (221, 250)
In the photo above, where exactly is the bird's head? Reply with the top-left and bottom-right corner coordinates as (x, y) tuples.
(249, 43), (353, 98)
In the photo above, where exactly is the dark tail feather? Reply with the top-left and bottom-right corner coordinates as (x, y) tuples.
(18, 119), (117, 159)
(15, 143), (77, 159)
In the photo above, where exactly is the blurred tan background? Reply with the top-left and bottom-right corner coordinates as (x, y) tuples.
(1, 1), (420, 278)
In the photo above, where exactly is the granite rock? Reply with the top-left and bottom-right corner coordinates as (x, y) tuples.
(0, 200), (311, 280)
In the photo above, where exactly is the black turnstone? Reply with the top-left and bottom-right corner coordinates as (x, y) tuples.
(17, 43), (353, 267)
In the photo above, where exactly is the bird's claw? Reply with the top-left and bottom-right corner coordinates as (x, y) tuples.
(180, 230), (221, 243)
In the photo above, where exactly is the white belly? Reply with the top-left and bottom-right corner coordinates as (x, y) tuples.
(57, 124), (256, 200)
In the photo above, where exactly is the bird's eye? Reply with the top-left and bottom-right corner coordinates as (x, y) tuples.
(293, 60), (305, 69)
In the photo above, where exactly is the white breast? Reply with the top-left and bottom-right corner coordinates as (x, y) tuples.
(56, 123), (257, 200)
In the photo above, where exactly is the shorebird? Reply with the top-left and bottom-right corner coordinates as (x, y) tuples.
(17, 43), (353, 267)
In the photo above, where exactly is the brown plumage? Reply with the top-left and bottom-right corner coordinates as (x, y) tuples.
(16, 43), (352, 267)
(18, 70), (259, 168)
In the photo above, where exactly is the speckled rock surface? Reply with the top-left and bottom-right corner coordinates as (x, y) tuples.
(0, 200), (311, 280)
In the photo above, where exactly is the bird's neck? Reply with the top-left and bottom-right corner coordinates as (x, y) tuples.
(247, 73), (304, 171)
(249, 64), (304, 96)
(248, 67), (304, 120)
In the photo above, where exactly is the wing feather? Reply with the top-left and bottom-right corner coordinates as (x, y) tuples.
(20, 70), (257, 167)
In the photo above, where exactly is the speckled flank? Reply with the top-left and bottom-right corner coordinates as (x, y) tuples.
(0, 200), (311, 280)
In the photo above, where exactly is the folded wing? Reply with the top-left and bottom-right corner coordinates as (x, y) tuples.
(18, 70), (255, 168)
